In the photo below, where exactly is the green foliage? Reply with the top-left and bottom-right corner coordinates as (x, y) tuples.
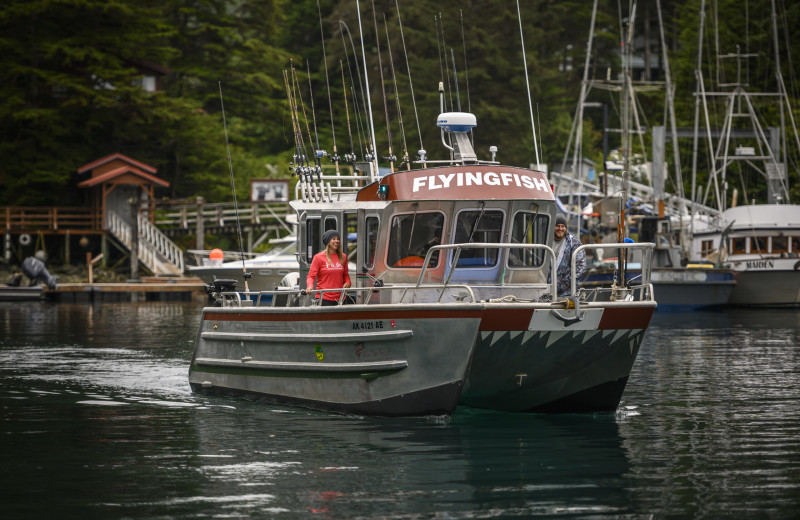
(1, 0), (799, 207)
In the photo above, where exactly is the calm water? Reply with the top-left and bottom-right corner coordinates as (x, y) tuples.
(2, 301), (799, 519)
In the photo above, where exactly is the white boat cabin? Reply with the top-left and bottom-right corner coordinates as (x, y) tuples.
(291, 165), (559, 303)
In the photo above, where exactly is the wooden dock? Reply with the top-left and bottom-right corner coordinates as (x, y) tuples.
(46, 277), (207, 302)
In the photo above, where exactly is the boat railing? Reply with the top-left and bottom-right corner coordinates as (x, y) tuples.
(304, 283), (478, 306)
(414, 243), (559, 301)
(572, 242), (656, 302)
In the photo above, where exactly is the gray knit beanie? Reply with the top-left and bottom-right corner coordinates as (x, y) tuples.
(322, 229), (340, 246)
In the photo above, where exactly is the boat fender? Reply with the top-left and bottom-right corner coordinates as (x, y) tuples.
(19, 233), (31, 246)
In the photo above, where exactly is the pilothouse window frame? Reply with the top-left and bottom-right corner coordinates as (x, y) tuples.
(450, 208), (506, 269)
(386, 210), (447, 269)
(507, 210), (550, 269)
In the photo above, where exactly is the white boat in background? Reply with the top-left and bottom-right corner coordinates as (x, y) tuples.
(186, 236), (299, 292)
(690, 205), (800, 306)
(681, 1), (800, 307)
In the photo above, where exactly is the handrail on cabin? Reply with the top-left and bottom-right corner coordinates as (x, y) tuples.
(416, 243), (559, 302)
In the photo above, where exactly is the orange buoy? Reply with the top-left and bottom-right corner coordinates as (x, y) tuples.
(209, 248), (224, 261)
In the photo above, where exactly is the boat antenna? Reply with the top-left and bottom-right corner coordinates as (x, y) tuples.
(384, 12), (410, 170)
(450, 48), (462, 112)
(218, 81), (250, 293)
(438, 13), (454, 111)
(516, 0), (541, 167)
(371, 0), (395, 172)
(460, 8), (473, 144)
(356, 0), (380, 180)
(317, 1), (341, 180)
(340, 61), (357, 170)
(395, 0), (425, 164)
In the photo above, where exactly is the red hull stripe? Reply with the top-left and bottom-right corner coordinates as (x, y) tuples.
(203, 309), (483, 322)
(597, 306), (655, 330)
(477, 308), (535, 331)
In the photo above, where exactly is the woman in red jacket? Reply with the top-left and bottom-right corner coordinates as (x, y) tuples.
(305, 229), (352, 306)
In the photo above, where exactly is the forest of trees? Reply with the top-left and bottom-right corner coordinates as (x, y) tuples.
(2, 0), (799, 206)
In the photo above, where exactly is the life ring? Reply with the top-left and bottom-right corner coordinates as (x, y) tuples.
(18, 233), (31, 246)
(393, 256), (424, 267)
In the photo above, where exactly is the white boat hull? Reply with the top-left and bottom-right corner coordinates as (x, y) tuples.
(727, 259), (800, 306)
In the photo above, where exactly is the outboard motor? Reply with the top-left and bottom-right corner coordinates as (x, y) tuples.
(204, 278), (238, 306)
(21, 253), (59, 290)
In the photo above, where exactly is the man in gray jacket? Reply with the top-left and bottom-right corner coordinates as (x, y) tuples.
(548, 214), (586, 297)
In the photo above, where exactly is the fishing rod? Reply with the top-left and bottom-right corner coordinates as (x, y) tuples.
(384, 12), (409, 170)
(305, 60), (323, 165)
(340, 61), (357, 171)
(371, 0), (395, 172)
(317, 0), (341, 184)
(306, 59), (330, 201)
(338, 27), (366, 161)
(283, 69), (309, 200)
(287, 66), (313, 200)
(292, 65), (322, 201)
(339, 20), (371, 164)
(356, 0), (379, 179)
(395, 0), (425, 165)
(218, 81), (250, 294)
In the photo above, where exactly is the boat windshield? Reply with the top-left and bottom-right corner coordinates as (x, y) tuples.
(387, 212), (445, 268)
(453, 210), (504, 267)
(508, 211), (549, 267)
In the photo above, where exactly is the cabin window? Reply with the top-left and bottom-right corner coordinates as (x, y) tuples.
(701, 240), (714, 257)
(790, 237), (800, 253)
(345, 212), (358, 257)
(305, 217), (321, 262)
(365, 216), (379, 269)
(324, 217), (338, 232)
(509, 212), (549, 267)
(452, 209), (504, 267)
(387, 212), (444, 268)
(772, 236), (787, 253)
(730, 237), (747, 254)
(751, 236), (768, 254)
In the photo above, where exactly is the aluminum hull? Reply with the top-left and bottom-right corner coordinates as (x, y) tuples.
(459, 305), (654, 412)
(189, 304), (482, 416)
(189, 300), (655, 415)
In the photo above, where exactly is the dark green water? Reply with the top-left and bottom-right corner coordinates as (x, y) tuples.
(2, 301), (799, 518)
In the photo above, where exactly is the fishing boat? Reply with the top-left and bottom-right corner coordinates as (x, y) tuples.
(189, 83), (657, 415)
(681, 0), (800, 307)
(689, 205), (800, 306)
(582, 215), (735, 310)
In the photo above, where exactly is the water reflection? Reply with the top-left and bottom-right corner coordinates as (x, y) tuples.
(3, 301), (800, 518)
